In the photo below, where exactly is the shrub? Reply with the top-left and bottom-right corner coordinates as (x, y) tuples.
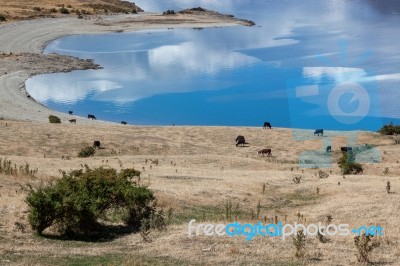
(33, 7), (42, 12)
(26, 166), (155, 238)
(379, 123), (400, 135)
(49, 8), (57, 13)
(78, 146), (95, 158)
(354, 233), (380, 263)
(48, 115), (61, 123)
(60, 7), (70, 14)
(0, 14), (6, 22)
(163, 10), (176, 15)
(338, 152), (363, 175)
(293, 229), (306, 258)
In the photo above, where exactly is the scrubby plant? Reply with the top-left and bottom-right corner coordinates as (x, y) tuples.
(0, 14), (6, 22)
(379, 123), (400, 135)
(26, 166), (156, 238)
(60, 6), (70, 14)
(163, 9), (176, 15)
(293, 229), (306, 258)
(338, 152), (363, 175)
(78, 146), (95, 158)
(354, 233), (380, 263)
(49, 8), (58, 13)
(48, 115), (61, 123)
(386, 181), (391, 194)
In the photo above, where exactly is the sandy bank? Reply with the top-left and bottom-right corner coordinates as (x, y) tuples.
(0, 11), (252, 124)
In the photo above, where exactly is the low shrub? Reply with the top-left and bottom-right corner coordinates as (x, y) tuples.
(48, 115), (61, 123)
(78, 146), (95, 158)
(163, 10), (176, 15)
(26, 166), (155, 238)
(379, 123), (400, 135)
(0, 14), (6, 22)
(338, 152), (363, 175)
(60, 7), (70, 14)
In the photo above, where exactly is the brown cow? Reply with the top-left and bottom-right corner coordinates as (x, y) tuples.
(69, 119), (76, 124)
(258, 148), (272, 156)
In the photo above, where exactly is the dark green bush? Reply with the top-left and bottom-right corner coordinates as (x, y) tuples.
(26, 166), (155, 238)
(338, 152), (363, 175)
(78, 146), (95, 158)
(0, 14), (7, 22)
(48, 115), (61, 123)
(379, 123), (400, 135)
(60, 7), (70, 14)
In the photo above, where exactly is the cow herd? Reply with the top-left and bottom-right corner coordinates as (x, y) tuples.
(237, 123), (363, 157)
(66, 111), (127, 125)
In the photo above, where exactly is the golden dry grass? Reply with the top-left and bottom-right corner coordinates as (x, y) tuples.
(0, 119), (399, 265)
(0, 0), (141, 22)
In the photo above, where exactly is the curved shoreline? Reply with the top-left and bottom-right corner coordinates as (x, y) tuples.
(0, 12), (251, 124)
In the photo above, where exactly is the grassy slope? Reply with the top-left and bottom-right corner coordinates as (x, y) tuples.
(0, 120), (399, 265)
(0, 0), (142, 22)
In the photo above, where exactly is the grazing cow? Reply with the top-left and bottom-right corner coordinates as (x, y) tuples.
(314, 129), (324, 136)
(263, 122), (272, 129)
(121, 121), (127, 125)
(93, 140), (101, 149)
(69, 119), (76, 124)
(88, 114), (96, 120)
(258, 148), (272, 156)
(326, 146), (331, 152)
(341, 146), (352, 152)
(236, 135), (246, 147)
(68, 111), (73, 115)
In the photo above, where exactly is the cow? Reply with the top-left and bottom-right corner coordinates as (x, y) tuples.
(258, 148), (272, 156)
(263, 122), (272, 129)
(68, 111), (73, 115)
(236, 135), (246, 147)
(326, 146), (331, 152)
(341, 147), (352, 152)
(69, 119), (76, 124)
(314, 129), (323, 136)
(88, 114), (96, 120)
(121, 121), (127, 125)
(93, 140), (101, 149)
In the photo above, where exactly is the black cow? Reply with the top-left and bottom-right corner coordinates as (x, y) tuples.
(236, 135), (246, 147)
(326, 146), (331, 152)
(314, 129), (323, 136)
(88, 114), (96, 120)
(68, 111), (73, 115)
(93, 141), (101, 149)
(341, 147), (352, 152)
(121, 121), (127, 125)
(263, 122), (272, 129)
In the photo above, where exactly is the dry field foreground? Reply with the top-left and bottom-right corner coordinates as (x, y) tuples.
(0, 120), (399, 265)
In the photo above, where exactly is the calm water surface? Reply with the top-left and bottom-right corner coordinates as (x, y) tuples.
(26, 0), (400, 130)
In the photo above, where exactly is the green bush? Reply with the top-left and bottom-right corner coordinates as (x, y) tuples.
(338, 152), (363, 175)
(78, 146), (96, 158)
(48, 115), (61, 123)
(0, 14), (7, 22)
(379, 123), (400, 135)
(26, 166), (155, 238)
(60, 7), (70, 14)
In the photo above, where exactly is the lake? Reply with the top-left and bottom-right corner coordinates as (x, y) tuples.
(26, 0), (400, 130)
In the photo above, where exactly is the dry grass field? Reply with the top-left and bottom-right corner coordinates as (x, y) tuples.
(0, 0), (142, 22)
(0, 119), (399, 265)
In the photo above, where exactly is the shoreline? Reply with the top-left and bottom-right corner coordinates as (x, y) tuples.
(0, 11), (252, 124)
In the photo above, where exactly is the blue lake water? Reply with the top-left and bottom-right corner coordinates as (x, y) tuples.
(26, 0), (400, 130)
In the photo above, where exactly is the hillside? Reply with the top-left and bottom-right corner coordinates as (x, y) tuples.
(0, 0), (142, 22)
(0, 120), (399, 265)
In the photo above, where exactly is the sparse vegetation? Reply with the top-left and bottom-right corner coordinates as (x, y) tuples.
(386, 181), (391, 194)
(59, 6), (70, 14)
(163, 10), (176, 15)
(48, 115), (61, 123)
(26, 166), (156, 238)
(0, 14), (6, 22)
(0, 158), (38, 177)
